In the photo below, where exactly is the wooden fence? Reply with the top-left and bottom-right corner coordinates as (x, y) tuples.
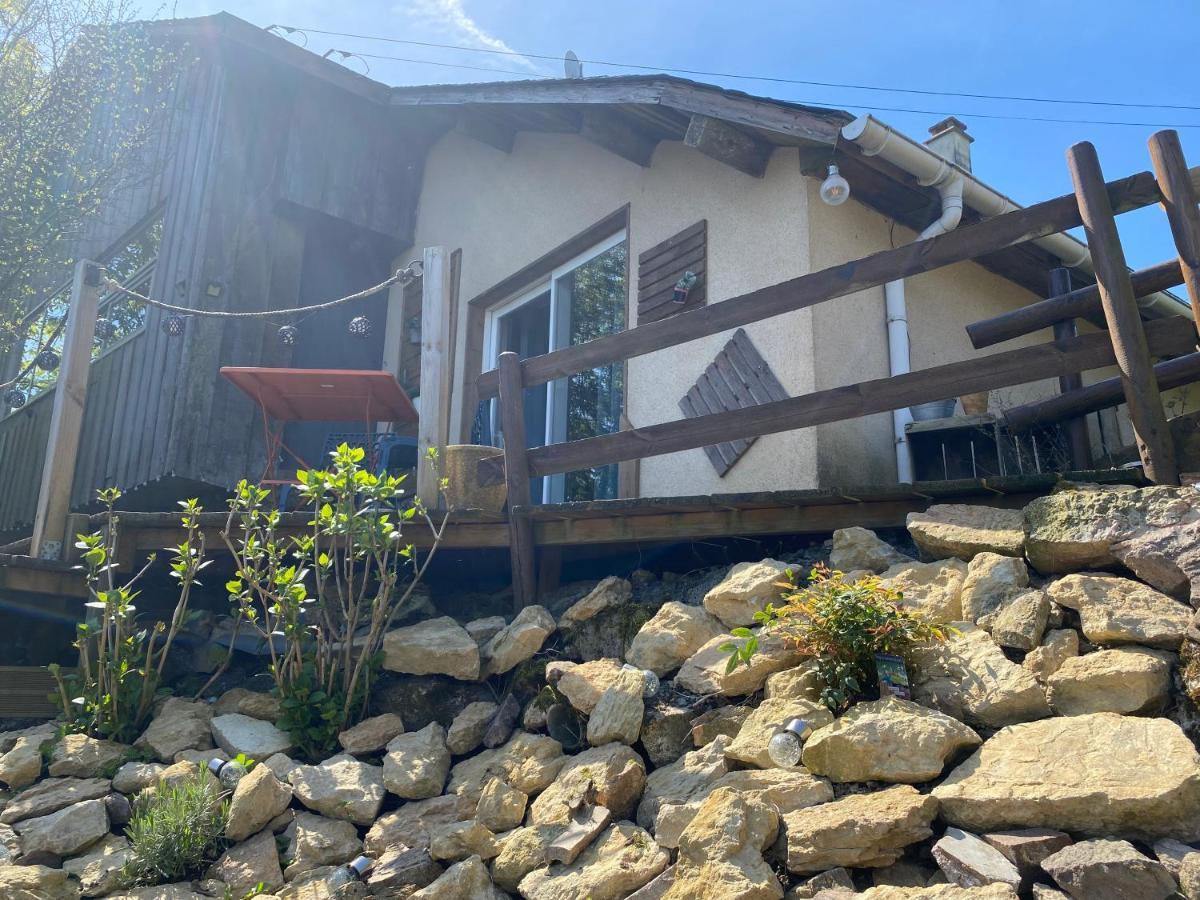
(476, 130), (1200, 607)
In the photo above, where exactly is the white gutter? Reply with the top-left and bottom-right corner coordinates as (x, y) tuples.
(842, 115), (1191, 320)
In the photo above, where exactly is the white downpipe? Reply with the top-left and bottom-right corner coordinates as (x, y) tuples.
(887, 175), (965, 483)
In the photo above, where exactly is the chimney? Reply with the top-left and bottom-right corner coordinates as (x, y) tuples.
(925, 116), (973, 173)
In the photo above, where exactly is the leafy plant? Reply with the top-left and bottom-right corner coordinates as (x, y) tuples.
(124, 768), (228, 885)
(49, 489), (208, 742)
(724, 564), (951, 711)
(220, 444), (449, 759)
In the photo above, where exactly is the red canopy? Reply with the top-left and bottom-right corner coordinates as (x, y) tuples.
(220, 367), (418, 423)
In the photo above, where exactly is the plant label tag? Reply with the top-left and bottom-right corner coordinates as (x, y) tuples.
(875, 653), (911, 700)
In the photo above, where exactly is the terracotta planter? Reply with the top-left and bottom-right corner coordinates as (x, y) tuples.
(960, 391), (990, 416)
(441, 444), (507, 514)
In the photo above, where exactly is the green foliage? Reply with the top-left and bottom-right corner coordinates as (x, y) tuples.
(49, 490), (208, 742)
(724, 564), (952, 712)
(222, 443), (448, 760)
(124, 768), (228, 885)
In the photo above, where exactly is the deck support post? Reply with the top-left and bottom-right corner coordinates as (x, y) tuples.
(1067, 142), (1179, 485)
(417, 246), (453, 508)
(31, 260), (103, 559)
(498, 351), (537, 610)
(1048, 267), (1093, 469)
(1148, 129), (1200, 343)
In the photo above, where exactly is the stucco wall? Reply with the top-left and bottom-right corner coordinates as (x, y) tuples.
(404, 130), (819, 497)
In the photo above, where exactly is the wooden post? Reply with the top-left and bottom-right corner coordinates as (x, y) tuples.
(1148, 130), (1200, 342)
(417, 246), (453, 508)
(31, 260), (103, 559)
(1048, 267), (1092, 470)
(1066, 142), (1179, 485)
(498, 351), (537, 610)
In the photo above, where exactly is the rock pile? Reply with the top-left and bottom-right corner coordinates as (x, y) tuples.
(2, 482), (1199, 899)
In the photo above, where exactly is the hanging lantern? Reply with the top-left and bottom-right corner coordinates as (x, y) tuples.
(348, 315), (372, 339)
(162, 314), (186, 337)
(94, 318), (115, 341)
(277, 324), (298, 346)
(4, 387), (27, 409)
(35, 349), (60, 371)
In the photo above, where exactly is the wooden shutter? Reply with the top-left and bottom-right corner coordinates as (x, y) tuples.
(637, 220), (706, 324)
(678, 328), (788, 476)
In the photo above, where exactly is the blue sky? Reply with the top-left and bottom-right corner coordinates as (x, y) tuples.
(142, 0), (1200, 274)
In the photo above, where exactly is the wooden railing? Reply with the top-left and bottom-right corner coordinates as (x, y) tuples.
(479, 131), (1200, 606)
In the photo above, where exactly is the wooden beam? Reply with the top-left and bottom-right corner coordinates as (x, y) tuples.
(1004, 352), (1200, 431)
(580, 109), (657, 167)
(1148, 129), (1200, 340)
(478, 166), (1198, 400)
(498, 352), (537, 610)
(31, 260), (102, 559)
(683, 114), (770, 177)
(455, 111), (516, 153)
(967, 258), (1182, 349)
(1067, 141), (1178, 485)
(1048, 267), (1092, 469)
(417, 246), (454, 508)
(478, 318), (1191, 484)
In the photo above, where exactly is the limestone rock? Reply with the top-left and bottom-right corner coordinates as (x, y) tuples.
(446, 701), (498, 756)
(212, 688), (281, 722)
(210, 713), (294, 759)
(111, 762), (164, 795)
(14, 797), (108, 857)
(1023, 629), (1079, 683)
(690, 706), (751, 747)
(559, 576), (632, 627)
(465, 615), (506, 647)
(764, 662), (823, 702)
(662, 787), (782, 900)
(63, 833), (129, 897)
(476, 777), (527, 832)
(0, 723), (54, 755)
(587, 668), (645, 746)
(1046, 647), (1172, 716)
(982, 828), (1071, 882)
(410, 854), (505, 899)
(1045, 574), (1191, 650)
(932, 828), (1020, 890)
(0, 732), (50, 789)
(676, 632), (803, 697)
(263, 752), (300, 782)
(726, 698), (834, 769)
(208, 829), (283, 896)
(369, 672), (492, 731)
(518, 822), (670, 900)
(366, 847), (443, 895)
(778, 784), (939, 874)
(802, 698), (980, 783)
(880, 559), (968, 624)
(1041, 838), (1176, 900)
(383, 722), (451, 800)
(626, 602), (726, 676)
(0, 777), (110, 825)
(1152, 836), (1198, 876)
(429, 819), (498, 862)
(989, 590), (1049, 651)
(910, 623), (1050, 728)
(135, 698), (213, 762)
(831, 527), (912, 574)
(106, 885), (208, 899)
(1181, 852), (1200, 900)
(933, 712), (1200, 840)
(491, 824), (562, 892)
(481, 605), (555, 676)
(289, 753), (385, 825)
(47, 735), (127, 779)
(640, 702), (693, 767)
(637, 736), (730, 829)
(226, 764), (294, 842)
(283, 812), (361, 880)
(787, 868), (854, 898)
(556, 659), (626, 715)
(156, 759), (216, 792)
(445, 731), (565, 806)
(530, 742), (646, 825)
(0, 864), (79, 900)
(907, 505), (1025, 561)
(959, 554), (1029, 625)
(364, 793), (473, 855)
(382, 616), (480, 680)
(337, 713), (404, 755)
(703, 559), (791, 627)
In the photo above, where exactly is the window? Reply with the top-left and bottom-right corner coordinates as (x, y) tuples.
(6, 215), (161, 408)
(482, 231), (628, 504)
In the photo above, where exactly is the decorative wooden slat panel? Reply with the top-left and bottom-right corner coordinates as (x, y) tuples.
(678, 328), (788, 476)
(0, 667), (65, 718)
(637, 220), (706, 324)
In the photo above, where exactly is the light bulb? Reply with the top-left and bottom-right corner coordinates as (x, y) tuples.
(208, 757), (247, 790)
(766, 718), (814, 768)
(326, 855), (373, 889)
(820, 164), (850, 206)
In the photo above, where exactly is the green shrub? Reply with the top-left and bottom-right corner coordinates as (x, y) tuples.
(724, 564), (951, 711)
(124, 768), (228, 885)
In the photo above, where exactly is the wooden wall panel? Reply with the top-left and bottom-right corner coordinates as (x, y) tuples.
(637, 220), (706, 324)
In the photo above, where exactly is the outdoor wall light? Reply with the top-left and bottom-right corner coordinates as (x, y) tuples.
(820, 164), (851, 206)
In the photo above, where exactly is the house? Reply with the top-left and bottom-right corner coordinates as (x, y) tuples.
(0, 11), (1194, 541)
